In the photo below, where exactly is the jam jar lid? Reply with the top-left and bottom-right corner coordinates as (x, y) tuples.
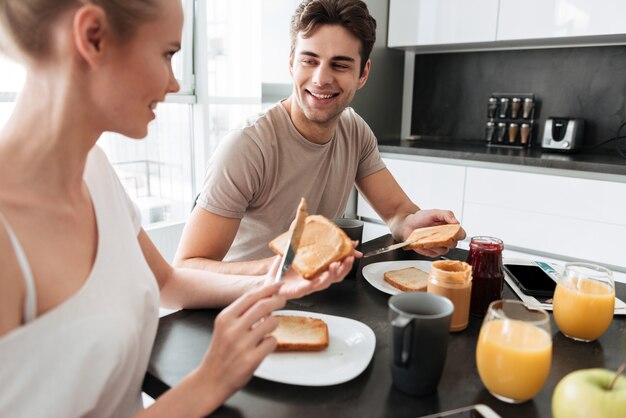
(469, 236), (503, 251)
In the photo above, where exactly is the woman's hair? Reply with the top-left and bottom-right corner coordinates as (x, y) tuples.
(289, 0), (377, 76)
(0, 0), (160, 59)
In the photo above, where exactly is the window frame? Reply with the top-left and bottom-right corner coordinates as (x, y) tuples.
(167, 0), (196, 104)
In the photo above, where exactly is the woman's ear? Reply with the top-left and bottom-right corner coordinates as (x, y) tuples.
(72, 5), (108, 67)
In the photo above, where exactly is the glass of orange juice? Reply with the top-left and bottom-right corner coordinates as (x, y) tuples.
(553, 262), (615, 342)
(476, 300), (552, 403)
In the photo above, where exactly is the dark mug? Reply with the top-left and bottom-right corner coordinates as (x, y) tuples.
(332, 218), (363, 277)
(388, 292), (454, 396)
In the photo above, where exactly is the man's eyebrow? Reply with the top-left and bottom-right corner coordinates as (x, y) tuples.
(299, 51), (355, 63)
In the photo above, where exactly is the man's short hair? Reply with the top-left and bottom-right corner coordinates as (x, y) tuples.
(290, 0), (377, 76)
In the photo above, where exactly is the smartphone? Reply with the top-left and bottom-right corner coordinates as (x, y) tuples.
(416, 404), (501, 418)
(503, 263), (557, 297)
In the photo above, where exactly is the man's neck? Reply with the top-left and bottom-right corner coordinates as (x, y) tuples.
(282, 97), (338, 145)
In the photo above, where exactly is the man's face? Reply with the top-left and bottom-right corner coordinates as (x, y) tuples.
(289, 24), (370, 131)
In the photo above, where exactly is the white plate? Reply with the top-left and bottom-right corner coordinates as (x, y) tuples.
(361, 260), (433, 295)
(254, 310), (375, 386)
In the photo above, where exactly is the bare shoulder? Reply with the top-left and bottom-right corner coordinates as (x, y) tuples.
(0, 222), (25, 338)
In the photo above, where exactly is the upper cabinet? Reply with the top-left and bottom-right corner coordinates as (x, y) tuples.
(388, 0), (499, 47)
(389, 0), (626, 51)
(497, 0), (626, 41)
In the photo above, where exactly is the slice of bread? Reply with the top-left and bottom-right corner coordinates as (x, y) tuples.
(269, 215), (353, 279)
(271, 315), (329, 351)
(403, 224), (462, 250)
(383, 267), (429, 291)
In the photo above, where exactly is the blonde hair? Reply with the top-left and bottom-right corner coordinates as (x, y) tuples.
(0, 0), (160, 59)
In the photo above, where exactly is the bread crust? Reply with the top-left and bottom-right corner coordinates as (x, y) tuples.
(383, 267), (429, 291)
(403, 224), (462, 250)
(269, 215), (353, 279)
(271, 315), (329, 351)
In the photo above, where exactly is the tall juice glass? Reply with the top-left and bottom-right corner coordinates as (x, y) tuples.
(553, 262), (615, 342)
(476, 300), (552, 403)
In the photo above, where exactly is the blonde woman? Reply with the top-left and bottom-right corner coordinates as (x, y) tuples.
(0, 1), (355, 416)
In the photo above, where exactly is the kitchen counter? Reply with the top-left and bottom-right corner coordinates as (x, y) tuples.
(378, 138), (626, 179)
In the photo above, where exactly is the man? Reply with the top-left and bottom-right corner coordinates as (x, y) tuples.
(174, 0), (465, 275)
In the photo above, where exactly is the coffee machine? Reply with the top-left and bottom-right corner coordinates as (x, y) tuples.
(541, 117), (584, 152)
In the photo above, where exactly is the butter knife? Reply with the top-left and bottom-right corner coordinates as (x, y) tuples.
(362, 239), (417, 258)
(275, 198), (308, 281)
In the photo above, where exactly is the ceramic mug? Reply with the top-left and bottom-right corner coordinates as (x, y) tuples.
(332, 218), (363, 277)
(388, 292), (454, 396)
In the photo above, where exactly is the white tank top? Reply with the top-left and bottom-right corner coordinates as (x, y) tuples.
(0, 146), (160, 418)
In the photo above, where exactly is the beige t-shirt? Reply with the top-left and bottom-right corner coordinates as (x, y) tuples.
(197, 102), (386, 261)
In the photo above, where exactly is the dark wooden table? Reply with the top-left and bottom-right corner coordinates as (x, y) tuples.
(143, 235), (626, 417)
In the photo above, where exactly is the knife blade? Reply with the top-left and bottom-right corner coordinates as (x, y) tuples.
(275, 198), (308, 281)
(362, 239), (417, 258)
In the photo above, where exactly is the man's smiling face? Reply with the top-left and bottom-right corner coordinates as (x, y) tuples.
(289, 24), (370, 134)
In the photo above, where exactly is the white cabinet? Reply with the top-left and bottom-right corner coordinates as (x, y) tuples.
(388, 0), (499, 47)
(497, 0), (626, 41)
(359, 154), (626, 273)
(462, 167), (626, 269)
(356, 156), (466, 226)
(362, 221), (390, 243)
(388, 0), (626, 50)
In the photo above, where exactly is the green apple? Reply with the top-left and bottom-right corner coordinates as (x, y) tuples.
(552, 368), (626, 418)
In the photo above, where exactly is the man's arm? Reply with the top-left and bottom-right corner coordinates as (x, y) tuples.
(356, 168), (418, 240)
(356, 168), (465, 257)
(173, 207), (274, 275)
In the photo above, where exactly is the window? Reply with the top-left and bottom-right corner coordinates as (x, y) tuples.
(0, 56), (25, 127)
(202, 0), (263, 155)
(98, 0), (196, 226)
(0, 0), (298, 228)
(0, 0), (196, 228)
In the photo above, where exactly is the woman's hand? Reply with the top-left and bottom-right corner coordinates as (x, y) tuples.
(195, 281), (286, 406)
(265, 241), (362, 300)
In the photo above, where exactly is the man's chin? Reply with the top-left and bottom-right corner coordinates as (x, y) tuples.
(302, 108), (342, 126)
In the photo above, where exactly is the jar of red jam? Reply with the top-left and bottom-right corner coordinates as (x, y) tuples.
(467, 236), (504, 316)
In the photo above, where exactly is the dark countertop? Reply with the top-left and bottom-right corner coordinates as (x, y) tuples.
(143, 235), (626, 418)
(378, 138), (626, 177)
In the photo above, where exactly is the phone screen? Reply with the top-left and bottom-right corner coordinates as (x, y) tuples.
(503, 264), (556, 297)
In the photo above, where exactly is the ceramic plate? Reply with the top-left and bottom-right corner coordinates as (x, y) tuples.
(361, 260), (433, 295)
(253, 310), (375, 386)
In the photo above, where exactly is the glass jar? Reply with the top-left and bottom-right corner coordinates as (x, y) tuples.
(467, 236), (504, 316)
(428, 260), (472, 332)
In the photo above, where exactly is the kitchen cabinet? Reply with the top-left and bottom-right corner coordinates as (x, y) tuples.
(497, 0), (626, 41)
(356, 156), (466, 239)
(362, 221), (389, 243)
(389, 0), (626, 50)
(387, 0), (499, 48)
(462, 166), (626, 269)
(358, 154), (626, 274)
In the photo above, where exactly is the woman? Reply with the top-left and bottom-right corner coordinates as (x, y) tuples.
(0, 1), (356, 416)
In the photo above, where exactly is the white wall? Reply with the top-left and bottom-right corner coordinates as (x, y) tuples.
(261, 0), (301, 84)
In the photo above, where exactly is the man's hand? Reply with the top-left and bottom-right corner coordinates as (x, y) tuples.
(400, 209), (466, 258)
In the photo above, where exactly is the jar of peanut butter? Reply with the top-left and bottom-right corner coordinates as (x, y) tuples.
(427, 260), (472, 332)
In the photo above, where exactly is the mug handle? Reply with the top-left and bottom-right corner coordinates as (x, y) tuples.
(391, 315), (413, 368)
